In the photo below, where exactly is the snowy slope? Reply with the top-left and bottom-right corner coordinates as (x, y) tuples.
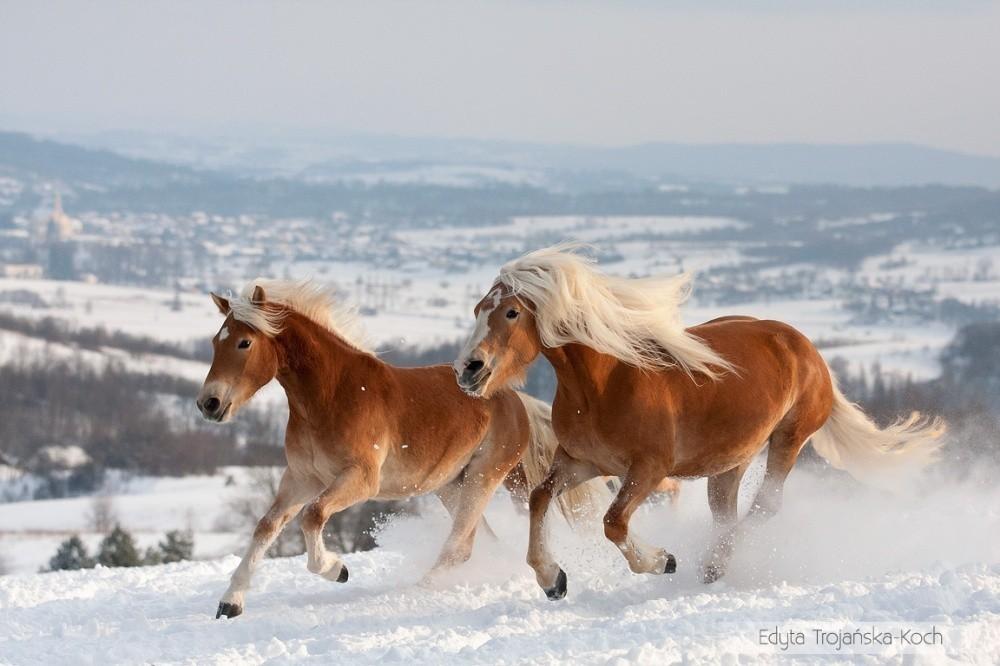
(2, 470), (998, 664)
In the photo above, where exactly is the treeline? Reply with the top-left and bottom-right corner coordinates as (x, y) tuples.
(829, 320), (1000, 472)
(0, 351), (284, 496)
(0, 310), (209, 362)
(47, 527), (194, 572)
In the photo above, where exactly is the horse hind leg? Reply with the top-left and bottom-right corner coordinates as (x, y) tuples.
(701, 461), (750, 584)
(425, 433), (524, 582)
(750, 420), (814, 520)
(502, 462), (530, 509)
(704, 423), (812, 584)
(435, 475), (498, 546)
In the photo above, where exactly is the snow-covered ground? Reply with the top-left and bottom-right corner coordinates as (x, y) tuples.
(0, 471), (247, 575)
(1, 468), (998, 664)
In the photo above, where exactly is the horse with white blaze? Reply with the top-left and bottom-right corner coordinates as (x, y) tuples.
(453, 244), (945, 600)
(196, 279), (606, 618)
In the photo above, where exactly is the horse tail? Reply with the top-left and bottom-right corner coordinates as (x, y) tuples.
(810, 365), (945, 489)
(515, 392), (612, 526)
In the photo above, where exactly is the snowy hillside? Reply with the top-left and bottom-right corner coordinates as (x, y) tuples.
(2, 469), (998, 664)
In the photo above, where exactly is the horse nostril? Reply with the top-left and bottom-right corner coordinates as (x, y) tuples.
(465, 359), (485, 375)
(203, 397), (221, 414)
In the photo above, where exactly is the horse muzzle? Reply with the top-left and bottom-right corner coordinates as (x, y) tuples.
(456, 357), (492, 397)
(197, 394), (232, 422)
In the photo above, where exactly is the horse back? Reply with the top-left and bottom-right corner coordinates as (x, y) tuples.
(565, 317), (832, 477)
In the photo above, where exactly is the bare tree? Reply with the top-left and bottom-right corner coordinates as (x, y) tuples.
(222, 467), (417, 558)
(86, 494), (119, 534)
(223, 467), (304, 558)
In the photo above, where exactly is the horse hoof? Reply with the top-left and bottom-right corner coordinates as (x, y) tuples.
(216, 601), (243, 619)
(664, 553), (677, 574)
(337, 565), (349, 583)
(544, 569), (567, 601)
(701, 563), (723, 584)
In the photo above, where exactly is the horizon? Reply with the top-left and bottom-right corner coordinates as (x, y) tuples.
(12, 125), (1000, 159)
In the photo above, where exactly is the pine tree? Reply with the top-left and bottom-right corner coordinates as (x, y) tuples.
(158, 529), (194, 564)
(48, 535), (95, 571)
(96, 525), (142, 567)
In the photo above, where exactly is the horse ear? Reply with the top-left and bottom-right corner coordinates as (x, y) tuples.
(210, 292), (230, 315)
(251, 285), (266, 305)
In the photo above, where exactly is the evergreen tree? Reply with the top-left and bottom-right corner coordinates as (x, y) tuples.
(47, 535), (95, 571)
(96, 525), (142, 567)
(158, 529), (194, 564)
(143, 547), (163, 566)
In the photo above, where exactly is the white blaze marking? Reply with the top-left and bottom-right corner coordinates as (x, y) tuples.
(455, 285), (504, 374)
(218, 326), (230, 342)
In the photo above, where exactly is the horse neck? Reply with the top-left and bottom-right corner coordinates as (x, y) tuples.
(541, 343), (616, 407)
(273, 314), (378, 420)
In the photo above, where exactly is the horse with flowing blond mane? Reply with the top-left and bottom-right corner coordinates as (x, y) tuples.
(454, 244), (944, 600)
(196, 279), (606, 618)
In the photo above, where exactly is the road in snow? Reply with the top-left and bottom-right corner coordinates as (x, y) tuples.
(1, 469), (998, 664)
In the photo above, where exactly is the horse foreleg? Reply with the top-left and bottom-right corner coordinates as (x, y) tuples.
(217, 469), (317, 619)
(300, 465), (377, 584)
(604, 462), (676, 576)
(527, 447), (601, 600)
(701, 462), (750, 584)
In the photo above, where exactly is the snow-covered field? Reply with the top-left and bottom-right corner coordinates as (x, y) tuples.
(1, 468), (998, 664)
(0, 472), (248, 575)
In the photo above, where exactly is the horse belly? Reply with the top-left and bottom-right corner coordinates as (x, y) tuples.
(374, 437), (480, 499)
(556, 424), (632, 476)
(669, 411), (781, 478)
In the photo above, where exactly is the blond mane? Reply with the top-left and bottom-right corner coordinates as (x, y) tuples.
(229, 278), (371, 353)
(497, 243), (734, 380)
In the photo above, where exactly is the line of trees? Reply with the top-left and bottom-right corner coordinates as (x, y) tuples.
(0, 349), (284, 498)
(47, 527), (194, 572)
(828, 321), (1000, 474)
(0, 310), (208, 361)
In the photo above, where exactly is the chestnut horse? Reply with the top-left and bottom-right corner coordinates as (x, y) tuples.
(197, 279), (604, 618)
(454, 245), (944, 600)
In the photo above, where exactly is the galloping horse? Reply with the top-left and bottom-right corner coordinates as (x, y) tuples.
(453, 244), (944, 600)
(197, 279), (603, 618)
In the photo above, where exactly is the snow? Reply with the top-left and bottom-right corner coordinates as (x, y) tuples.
(0, 471), (251, 576)
(0, 278), (221, 343)
(30, 446), (91, 470)
(1, 469), (998, 663)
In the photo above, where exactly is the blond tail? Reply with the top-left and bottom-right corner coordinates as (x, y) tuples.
(516, 392), (612, 525)
(810, 366), (945, 490)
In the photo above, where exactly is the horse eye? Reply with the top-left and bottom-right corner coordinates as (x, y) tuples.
(238, 339), (252, 349)
(506, 309), (519, 320)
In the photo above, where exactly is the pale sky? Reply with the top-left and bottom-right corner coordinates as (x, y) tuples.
(2, 1), (999, 155)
